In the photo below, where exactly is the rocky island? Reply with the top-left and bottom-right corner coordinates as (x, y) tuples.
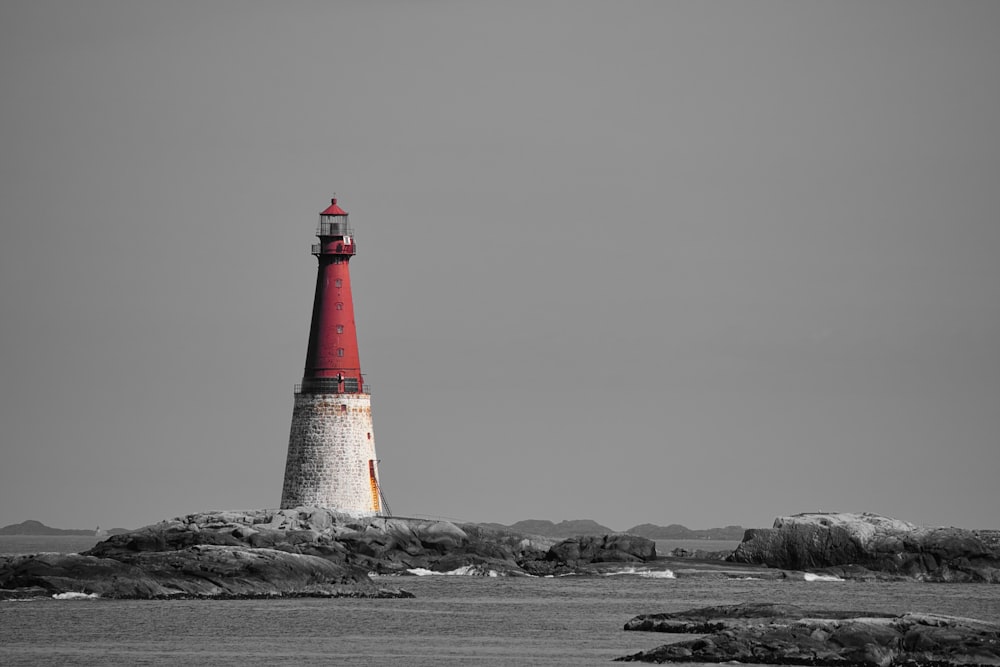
(617, 602), (1000, 665)
(0, 507), (663, 599)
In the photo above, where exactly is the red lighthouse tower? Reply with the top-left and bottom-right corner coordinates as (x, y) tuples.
(280, 196), (382, 515)
(301, 197), (366, 394)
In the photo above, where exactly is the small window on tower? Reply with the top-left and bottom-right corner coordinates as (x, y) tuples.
(335, 302), (343, 310)
(336, 325), (344, 334)
(337, 348), (345, 357)
(335, 279), (342, 288)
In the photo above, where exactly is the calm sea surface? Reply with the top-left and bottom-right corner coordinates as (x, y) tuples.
(2, 536), (998, 666)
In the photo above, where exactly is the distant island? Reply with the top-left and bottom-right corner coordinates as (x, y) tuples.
(1, 517), (741, 540)
(0, 520), (130, 537)
(478, 519), (745, 541)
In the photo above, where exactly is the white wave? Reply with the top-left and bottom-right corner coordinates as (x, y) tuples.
(638, 569), (676, 579)
(405, 568), (436, 576)
(405, 565), (499, 577)
(445, 565), (500, 577)
(52, 592), (101, 600)
(804, 572), (845, 582)
(601, 566), (676, 579)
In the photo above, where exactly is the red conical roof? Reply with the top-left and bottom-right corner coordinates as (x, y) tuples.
(320, 197), (348, 216)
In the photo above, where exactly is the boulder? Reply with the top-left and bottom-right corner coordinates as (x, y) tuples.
(412, 520), (468, 551)
(547, 534), (656, 566)
(517, 533), (659, 575)
(728, 512), (1000, 582)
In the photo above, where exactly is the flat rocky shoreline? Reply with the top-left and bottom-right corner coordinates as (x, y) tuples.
(617, 602), (1000, 666)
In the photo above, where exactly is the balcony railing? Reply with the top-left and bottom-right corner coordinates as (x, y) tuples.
(295, 378), (372, 395)
(311, 241), (356, 256)
(317, 222), (354, 237)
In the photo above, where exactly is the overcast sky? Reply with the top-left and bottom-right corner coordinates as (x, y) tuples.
(1, 1), (997, 532)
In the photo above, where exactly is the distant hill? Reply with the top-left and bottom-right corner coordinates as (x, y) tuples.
(0, 520), (129, 536)
(4, 517), (744, 541)
(477, 519), (745, 541)
(478, 519), (614, 538)
(624, 523), (746, 541)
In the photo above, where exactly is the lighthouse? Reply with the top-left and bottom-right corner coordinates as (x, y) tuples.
(280, 196), (383, 515)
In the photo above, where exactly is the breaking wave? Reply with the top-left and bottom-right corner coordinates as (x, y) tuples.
(804, 572), (845, 582)
(52, 592), (101, 600)
(406, 565), (500, 577)
(602, 567), (676, 579)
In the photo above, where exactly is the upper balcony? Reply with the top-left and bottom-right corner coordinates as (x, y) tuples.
(312, 239), (356, 256)
(295, 377), (372, 395)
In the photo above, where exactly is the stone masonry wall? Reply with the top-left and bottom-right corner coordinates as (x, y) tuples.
(280, 393), (381, 516)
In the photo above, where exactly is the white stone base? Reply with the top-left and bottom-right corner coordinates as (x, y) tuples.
(280, 393), (381, 515)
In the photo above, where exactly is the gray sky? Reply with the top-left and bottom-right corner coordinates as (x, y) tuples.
(1, 1), (997, 532)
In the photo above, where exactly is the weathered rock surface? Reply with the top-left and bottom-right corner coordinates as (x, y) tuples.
(516, 533), (659, 577)
(0, 585), (50, 600)
(728, 512), (1000, 583)
(618, 603), (1000, 666)
(0, 508), (660, 598)
(0, 546), (392, 599)
(624, 602), (895, 634)
(548, 534), (656, 566)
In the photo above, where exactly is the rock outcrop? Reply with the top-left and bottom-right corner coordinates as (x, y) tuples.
(618, 603), (1000, 666)
(0, 507), (660, 598)
(623, 602), (895, 633)
(727, 512), (1000, 583)
(520, 533), (659, 576)
(548, 534), (656, 566)
(0, 546), (391, 599)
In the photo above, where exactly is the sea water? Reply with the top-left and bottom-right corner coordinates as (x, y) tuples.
(2, 536), (998, 666)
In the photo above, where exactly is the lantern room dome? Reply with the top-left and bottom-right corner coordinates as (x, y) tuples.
(320, 198), (348, 216)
